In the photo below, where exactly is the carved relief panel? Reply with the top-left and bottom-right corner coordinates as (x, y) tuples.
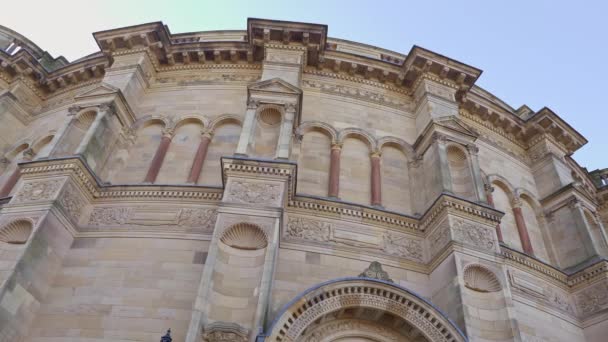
(284, 214), (426, 263)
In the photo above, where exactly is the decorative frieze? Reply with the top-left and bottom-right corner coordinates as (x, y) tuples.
(303, 79), (410, 110)
(575, 280), (608, 318)
(58, 183), (85, 223)
(155, 73), (260, 85)
(508, 270), (575, 317)
(285, 216), (424, 263)
(225, 181), (281, 206)
(13, 179), (64, 203)
(87, 206), (217, 232)
(451, 218), (495, 251)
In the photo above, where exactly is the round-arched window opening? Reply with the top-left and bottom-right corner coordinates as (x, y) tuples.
(463, 264), (502, 293)
(0, 219), (33, 244)
(220, 223), (268, 250)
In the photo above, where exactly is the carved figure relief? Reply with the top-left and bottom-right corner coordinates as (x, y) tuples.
(508, 270), (575, 316)
(226, 181), (281, 205)
(13, 179), (63, 202)
(451, 218), (495, 251)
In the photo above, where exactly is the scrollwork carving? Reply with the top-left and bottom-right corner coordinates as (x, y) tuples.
(177, 208), (217, 231)
(89, 207), (131, 226)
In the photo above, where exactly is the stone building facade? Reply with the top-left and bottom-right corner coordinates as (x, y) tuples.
(0, 18), (606, 342)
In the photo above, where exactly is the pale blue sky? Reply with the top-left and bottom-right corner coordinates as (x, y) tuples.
(2, 0), (606, 170)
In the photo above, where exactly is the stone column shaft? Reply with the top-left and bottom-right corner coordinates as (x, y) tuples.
(75, 109), (108, 155)
(187, 133), (212, 184)
(513, 204), (534, 255)
(370, 152), (382, 206)
(328, 144), (341, 198)
(275, 109), (295, 159)
(467, 145), (486, 202)
(235, 107), (257, 155)
(144, 130), (173, 183)
(486, 187), (504, 242)
(436, 140), (453, 193)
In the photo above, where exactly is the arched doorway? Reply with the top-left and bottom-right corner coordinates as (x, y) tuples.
(264, 278), (467, 342)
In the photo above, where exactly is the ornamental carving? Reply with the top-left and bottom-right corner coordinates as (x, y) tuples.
(358, 261), (393, 282)
(177, 208), (217, 231)
(285, 217), (331, 242)
(89, 207), (131, 226)
(58, 183), (85, 223)
(14, 179), (63, 202)
(451, 218), (495, 251)
(575, 280), (608, 317)
(226, 181), (281, 205)
(382, 232), (424, 262)
(508, 270), (575, 316)
(303, 80), (409, 110)
(429, 223), (450, 256)
(156, 73), (260, 85)
(88, 206), (217, 232)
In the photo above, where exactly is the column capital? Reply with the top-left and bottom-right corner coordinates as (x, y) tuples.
(21, 148), (35, 161)
(162, 127), (175, 139)
(370, 151), (382, 159)
(511, 198), (522, 209)
(331, 142), (343, 150)
(484, 184), (495, 193)
(98, 102), (116, 115)
(201, 130), (214, 140)
(68, 105), (82, 116)
(467, 144), (479, 155)
(247, 99), (260, 110)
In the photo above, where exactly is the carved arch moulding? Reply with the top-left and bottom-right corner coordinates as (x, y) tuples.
(263, 277), (467, 342)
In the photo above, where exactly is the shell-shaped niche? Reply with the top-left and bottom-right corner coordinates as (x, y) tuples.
(0, 219), (33, 244)
(463, 264), (502, 293)
(220, 223), (268, 250)
(258, 107), (282, 126)
(74, 110), (97, 130)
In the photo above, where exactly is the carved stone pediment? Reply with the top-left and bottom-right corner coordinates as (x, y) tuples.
(74, 82), (120, 99)
(248, 77), (302, 95)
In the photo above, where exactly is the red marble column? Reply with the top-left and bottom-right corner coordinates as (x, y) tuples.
(187, 132), (212, 184)
(513, 202), (534, 255)
(370, 152), (382, 206)
(485, 185), (504, 242)
(328, 144), (342, 198)
(0, 149), (34, 197)
(144, 129), (173, 184)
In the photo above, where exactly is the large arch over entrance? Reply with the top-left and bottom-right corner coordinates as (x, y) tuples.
(264, 277), (467, 342)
